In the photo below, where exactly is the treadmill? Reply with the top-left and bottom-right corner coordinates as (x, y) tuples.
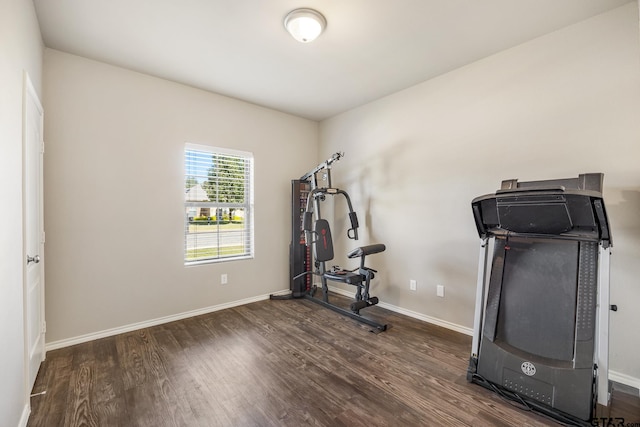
(467, 173), (613, 425)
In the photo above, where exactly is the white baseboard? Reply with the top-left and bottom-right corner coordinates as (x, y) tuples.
(327, 286), (640, 390)
(610, 370), (640, 394)
(44, 286), (640, 392)
(45, 292), (277, 351)
(326, 285), (473, 336)
(18, 403), (30, 427)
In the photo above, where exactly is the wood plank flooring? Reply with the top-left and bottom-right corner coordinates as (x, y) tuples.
(27, 295), (640, 426)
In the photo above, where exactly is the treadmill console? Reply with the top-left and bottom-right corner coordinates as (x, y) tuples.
(472, 173), (611, 246)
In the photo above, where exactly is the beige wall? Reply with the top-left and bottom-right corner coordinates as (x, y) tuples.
(43, 49), (317, 344)
(39, 0), (640, 394)
(0, 0), (43, 424)
(320, 3), (640, 385)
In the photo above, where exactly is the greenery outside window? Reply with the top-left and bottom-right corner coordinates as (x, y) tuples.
(184, 144), (254, 264)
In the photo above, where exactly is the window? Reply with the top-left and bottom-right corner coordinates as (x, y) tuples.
(184, 144), (253, 264)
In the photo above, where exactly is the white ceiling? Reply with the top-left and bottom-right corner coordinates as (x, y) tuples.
(34, 0), (633, 121)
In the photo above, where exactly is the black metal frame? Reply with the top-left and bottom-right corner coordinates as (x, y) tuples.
(271, 152), (388, 331)
(467, 173), (613, 425)
(304, 294), (387, 332)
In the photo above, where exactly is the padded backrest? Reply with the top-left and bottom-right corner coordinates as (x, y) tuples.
(314, 219), (334, 262)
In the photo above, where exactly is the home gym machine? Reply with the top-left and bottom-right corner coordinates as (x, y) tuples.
(271, 152), (387, 332)
(467, 173), (614, 425)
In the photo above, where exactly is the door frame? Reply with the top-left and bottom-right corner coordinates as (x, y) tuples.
(22, 71), (45, 397)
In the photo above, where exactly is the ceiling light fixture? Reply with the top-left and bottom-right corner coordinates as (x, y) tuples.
(284, 8), (326, 43)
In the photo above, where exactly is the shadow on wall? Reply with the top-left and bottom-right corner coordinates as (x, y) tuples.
(602, 187), (640, 381)
(342, 139), (419, 235)
(605, 187), (640, 288)
(324, 141), (415, 303)
(607, 189), (640, 238)
(336, 140), (415, 261)
(327, 140), (483, 320)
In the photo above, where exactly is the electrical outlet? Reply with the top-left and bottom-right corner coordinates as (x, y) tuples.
(437, 284), (445, 297)
(409, 279), (417, 291)
(221, 274), (228, 285)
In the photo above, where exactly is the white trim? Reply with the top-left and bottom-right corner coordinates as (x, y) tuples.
(18, 403), (30, 427)
(183, 144), (254, 265)
(185, 142), (253, 159)
(328, 287), (640, 390)
(184, 254), (254, 267)
(44, 286), (640, 393)
(610, 370), (640, 394)
(327, 285), (473, 336)
(23, 70), (46, 413)
(23, 71), (43, 113)
(45, 293), (274, 351)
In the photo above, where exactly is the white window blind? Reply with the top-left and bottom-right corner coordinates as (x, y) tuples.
(184, 144), (254, 264)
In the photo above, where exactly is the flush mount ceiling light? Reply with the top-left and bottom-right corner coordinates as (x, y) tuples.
(284, 8), (326, 43)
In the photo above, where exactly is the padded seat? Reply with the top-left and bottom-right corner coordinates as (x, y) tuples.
(323, 270), (362, 285)
(347, 244), (386, 258)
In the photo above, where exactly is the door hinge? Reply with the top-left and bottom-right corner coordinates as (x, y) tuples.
(41, 141), (45, 154)
(41, 321), (46, 333)
(41, 231), (45, 244)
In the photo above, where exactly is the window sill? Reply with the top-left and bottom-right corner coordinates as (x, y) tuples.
(184, 255), (254, 267)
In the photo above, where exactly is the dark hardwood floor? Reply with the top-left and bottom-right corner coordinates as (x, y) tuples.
(28, 295), (640, 426)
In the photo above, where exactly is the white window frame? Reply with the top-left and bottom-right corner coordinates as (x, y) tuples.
(184, 143), (254, 265)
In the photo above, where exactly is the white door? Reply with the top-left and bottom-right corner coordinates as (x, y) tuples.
(24, 73), (45, 390)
